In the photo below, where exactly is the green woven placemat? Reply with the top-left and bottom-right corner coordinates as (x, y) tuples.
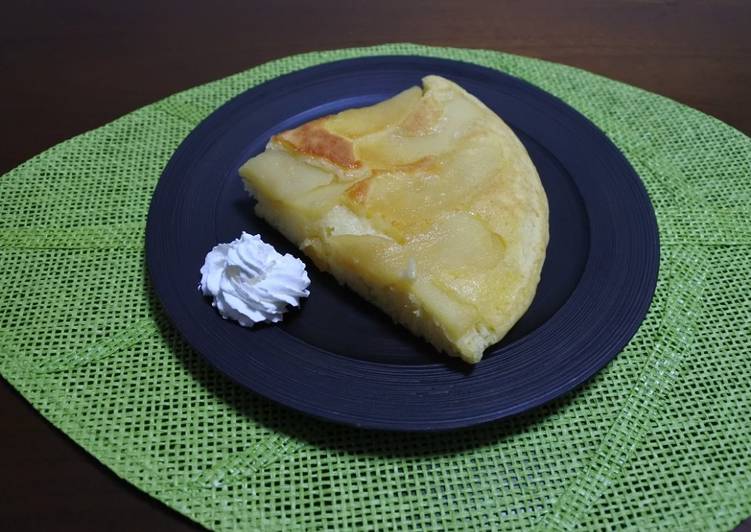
(2, 44), (750, 531)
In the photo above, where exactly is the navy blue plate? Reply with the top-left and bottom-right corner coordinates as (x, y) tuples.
(146, 56), (659, 431)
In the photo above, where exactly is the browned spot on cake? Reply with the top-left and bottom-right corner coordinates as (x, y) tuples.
(399, 98), (442, 136)
(397, 156), (437, 172)
(275, 119), (361, 169)
(345, 178), (372, 205)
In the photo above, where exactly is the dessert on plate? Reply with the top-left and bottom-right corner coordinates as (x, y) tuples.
(240, 75), (548, 363)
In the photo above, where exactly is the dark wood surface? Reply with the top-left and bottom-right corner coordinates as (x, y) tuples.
(1, 1), (749, 529)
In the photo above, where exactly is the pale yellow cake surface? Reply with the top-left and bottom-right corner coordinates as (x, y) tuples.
(239, 75), (549, 363)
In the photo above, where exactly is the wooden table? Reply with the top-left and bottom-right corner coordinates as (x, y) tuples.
(1, 1), (749, 529)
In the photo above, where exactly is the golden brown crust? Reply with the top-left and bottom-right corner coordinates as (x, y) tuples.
(344, 178), (371, 205)
(399, 97), (442, 136)
(274, 118), (361, 169)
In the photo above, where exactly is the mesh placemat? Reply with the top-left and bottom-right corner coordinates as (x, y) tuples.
(1, 44), (749, 531)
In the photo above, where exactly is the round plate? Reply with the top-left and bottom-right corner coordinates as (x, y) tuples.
(146, 56), (659, 431)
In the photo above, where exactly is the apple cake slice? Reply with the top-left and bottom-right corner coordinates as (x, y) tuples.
(239, 75), (548, 363)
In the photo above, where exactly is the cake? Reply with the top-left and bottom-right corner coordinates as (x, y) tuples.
(239, 75), (549, 363)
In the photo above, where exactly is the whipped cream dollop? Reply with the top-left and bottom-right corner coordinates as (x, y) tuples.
(199, 233), (310, 326)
